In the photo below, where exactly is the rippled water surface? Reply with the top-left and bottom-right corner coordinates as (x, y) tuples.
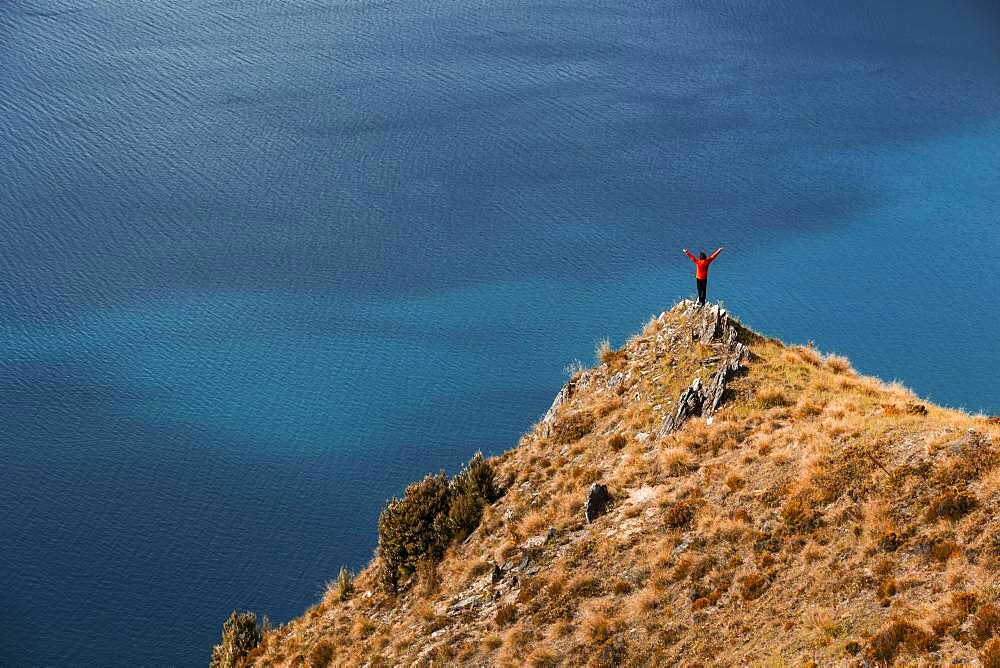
(2, 0), (999, 664)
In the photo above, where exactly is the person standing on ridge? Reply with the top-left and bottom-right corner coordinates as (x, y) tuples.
(684, 246), (723, 306)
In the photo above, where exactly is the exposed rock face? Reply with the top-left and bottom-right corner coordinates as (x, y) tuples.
(659, 302), (749, 438)
(584, 483), (612, 523)
(704, 343), (749, 414)
(540, 380), (573, 438)
(659, 377), (705, 435)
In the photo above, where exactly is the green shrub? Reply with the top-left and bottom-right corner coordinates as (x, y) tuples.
(448, 453), (500, 540)
(377, 472), (451, 591)
(377, 454), (501, 591)
(459, 452), (500, 503)
(447, 488), (484, 542)
(336, 566), (353, 602)
(209, 610), (265, 668)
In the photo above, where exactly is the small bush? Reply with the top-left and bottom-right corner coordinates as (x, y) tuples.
(794, 400), (824, 418)
(825, 355), (853, 374)
(457, 452), (501, 503)
(448, 453), (500, 540)
(209, 611), (265, 668)
(336, 566), (353, 602)
(596, 337), (612, 363)
(610, 578), (633, 595)
(581, 610), (612, 644)
(983, 638), (1000, 668)
(781, 494), (820, 532)
(447, 489), (484, 541)
(416, 559), (440, 597)
(974, 603), (1000, 642)
(495, 603), (518, 627)
(865, 619), (932, 664)
(377, 453), (500, 591)
(528, 647), (560, 668)
(877, 577), (896, 604)
(926, 491), (976, 522)
(552, 411), (595, 444)
(377, 473), (451, 591)
(608, 433), (628, 451)
(566, 574), (602, 598)
(756, 384), (791, 409)
(950, 591), (978, 617)
(661, 447), (693, 476)
(929, 539), (960, 562)
(350, 617), (376, 640)
(665, 499), (697, 528)
(308, 640), (335, 668)
(725, 474), (745, 492)
(739, 573), (768, 601)
(597, 338), (627, 366)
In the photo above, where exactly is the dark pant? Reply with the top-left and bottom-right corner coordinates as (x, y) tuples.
(696, 278), (707, 305)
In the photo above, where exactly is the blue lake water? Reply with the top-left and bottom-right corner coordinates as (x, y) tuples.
(2, 0), (999, 664)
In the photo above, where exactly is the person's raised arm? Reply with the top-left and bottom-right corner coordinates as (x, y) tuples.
(683, 248), (697, 262)
(709, 246), (723, 260)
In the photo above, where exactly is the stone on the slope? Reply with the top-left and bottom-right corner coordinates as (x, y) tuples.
(607, 371), (625, 390)
(703, 344), (748, 415)
(584, 483), (612, 523)
(540, 380), (573, 437)
(659, 377), (705, 437)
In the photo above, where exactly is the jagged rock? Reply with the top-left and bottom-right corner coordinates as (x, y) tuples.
(659, 377), (705, 437)
(491, 563), (504, 584)
(584, 483), (612, 523)
(697, 305), (723, 343)
(540, 381), (573, 437)
(607, 371), (625, 390)
(658, 306), (748, 438)
(522, 528), (556, 550)
(704, 345), (748, 415)
(447, 595), (480, 616)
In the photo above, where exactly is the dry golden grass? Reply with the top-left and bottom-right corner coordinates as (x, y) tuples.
(248, 303), (1000, 668)
(520, 509), (549, 536)
(578, 601), (619, 645)
(756, 384), (792, 408)
(660, 446), (692, 476)
(824, 354), (854, 374)
(982, 638), (1000, 668)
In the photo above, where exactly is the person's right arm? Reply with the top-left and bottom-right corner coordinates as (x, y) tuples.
(709, 246), (723, 260)
(683, 248), (697, 262)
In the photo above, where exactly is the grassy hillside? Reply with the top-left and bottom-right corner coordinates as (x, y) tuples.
(215, 301), (1000, 667)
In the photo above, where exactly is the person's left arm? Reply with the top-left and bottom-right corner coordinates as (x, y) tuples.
(709, 246), (723, 260)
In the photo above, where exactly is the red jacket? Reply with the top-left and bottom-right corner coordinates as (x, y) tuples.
(685, 249), (721, 280)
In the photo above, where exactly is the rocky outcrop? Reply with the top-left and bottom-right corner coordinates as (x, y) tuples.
(659, 377), (705, 435)
(584, 483), (612, 523)
(659, 302), (749, 438)
(704, 344), (749, 414)
(540, 380), (573, 438)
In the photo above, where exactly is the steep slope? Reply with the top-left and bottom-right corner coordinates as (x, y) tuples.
(236, 301), (1000, 667)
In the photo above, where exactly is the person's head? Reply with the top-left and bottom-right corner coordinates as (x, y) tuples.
(699, 252), (707, 260)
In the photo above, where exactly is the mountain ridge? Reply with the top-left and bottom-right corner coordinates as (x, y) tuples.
(215, 301), (1000, 667)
